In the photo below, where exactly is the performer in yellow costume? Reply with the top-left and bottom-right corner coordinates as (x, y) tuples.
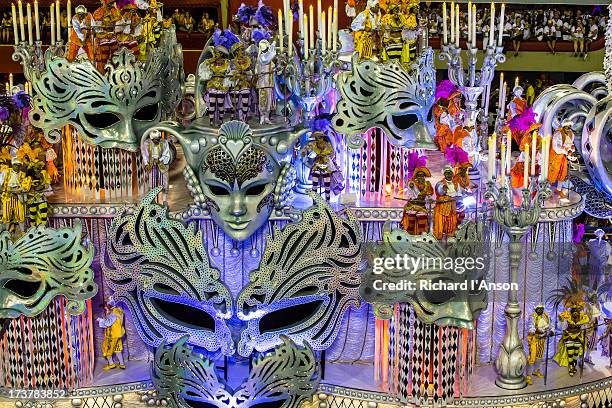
(526, 305), (551, 383)
(97, 298), (126, 370)
(0, 156), (27, 234)
(548, 119), (575, 198)
(554, 301), (589, 376)
(351, 0), (380, 60)
(400, 166), (433, 234)
(380, 4), (407, 64)
(17, 142), (51, 226)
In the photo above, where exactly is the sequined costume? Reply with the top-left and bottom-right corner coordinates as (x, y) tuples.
(230, 43), (253, 122)
(201, 47), (230, 126)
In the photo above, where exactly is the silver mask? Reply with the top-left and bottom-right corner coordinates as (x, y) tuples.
(102, 188), (234, 354)
(332, 49), (436, 149)
(29, 34), (182, 151)
(236, 194), (364, 356)
(152, 336), (319, 408)
(0, 222), (97, 319)
(146, 119), (304, 241)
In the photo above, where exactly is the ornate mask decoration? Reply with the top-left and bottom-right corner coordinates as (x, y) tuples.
(332, 49), (436, 149)
(146, 119), (305, 241)
(236, 193), (364, 356)
(29, 34), (183, 151)
(0, 222), (97, 319)
(102, 188), (234, 354)
(152, 336), (319, 408)
(581, 94), (612, 201)
(360, 222), (488, 329)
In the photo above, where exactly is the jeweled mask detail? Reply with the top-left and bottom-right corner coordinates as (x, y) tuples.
(360, 222), (488, 329)
(102, 188), (234, 354)
(30, 35), (182, 151)
(332, 50), (436, 148)
(0, 222), (97, 319)
(148, 119), (302, 241)
(152, 336), (319, 408)
(236, 194), (364, 356)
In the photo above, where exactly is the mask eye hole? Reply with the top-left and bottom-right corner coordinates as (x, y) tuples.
(134, 103), (159, 121)
(245, 183), (266, 196)
(84, 112), (121, 129)
(206, 184), (231, 196)
(391, 113), (419, 130)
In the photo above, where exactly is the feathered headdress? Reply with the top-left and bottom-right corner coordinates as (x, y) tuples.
(405, 150), (427, 180)
(445, 144), (469, 166)
(251, 27), (271, 44)
(212, 29), (241, 51)
(255, 0), (274, 27)
(548, 278), (586, 310)
(236, 3), (257, 24)
(435, 80), (458, 102)
(507, 106), (538, 134)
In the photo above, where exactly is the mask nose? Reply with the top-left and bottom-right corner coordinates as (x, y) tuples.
(230, 194), (247, 217)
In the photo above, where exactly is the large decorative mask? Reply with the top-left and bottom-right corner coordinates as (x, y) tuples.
(582, 94), (612, 201)
(29, 33), (182, 151)
(236, 193), (364, 356)
(152, 336), (319, 408)
(102, 188), (234, 354)
(332, 49), (436, 149)
(360, 222), (488, 329)
(0, 222), (97, 319)
(146, 119), (304, 241)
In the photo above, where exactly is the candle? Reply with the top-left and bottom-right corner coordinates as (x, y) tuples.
(56, 0), (60, 42)
(531, 132), (537, 175)
(505, 130), (511, 175)
(34, 0), (39, 41)
(298, 0), (303, 35)
(501, 81), (507, 117)
(67, 0), (71, 28)
(4, 83), (8, 95)
(278, 10), (283, 52)
(327, 6), (332, 49)
(303, 14), (308, 58)
(50, 3), (55, 45)
(288, 9), (293, 55)
(488, 136), (494, 181)
(456, 5), (460, 47)
(489, 2), (495, 48)
(498, 72), (504, 108)
(333, 8), (338, 51)
(450, 1), (454, 44)
(321, 10), (326, 54)
(523, 145), (529, 189)
(284, 0), (289, 35)
(18, 0), (24, 42)
(317, 0), (321, 37)
(442, 3), (447, 45)
(468, 2), (472, 42)
(26, 2), (32, 45)
(472, 5), (476, 48)
(500, 142), (506, 184)
(497, 3), (505, 47)
(9, 74), (13, 93)
(515, 76), (519, 88)
(11, 4), (18, 45)
(309, 5), (314, 49)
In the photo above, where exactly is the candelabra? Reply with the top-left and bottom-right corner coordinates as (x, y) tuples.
(12, 39), (65, 86)
(484, 175), (552, 390)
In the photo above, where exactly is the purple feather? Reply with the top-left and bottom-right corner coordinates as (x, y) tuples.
(255, 0), (273, 27)
(222, 29), (240, 50)
(445, 144), (469, 166)
(435, 80), (458, 101)
(312, 117), (331, 132)
(251, 28), (271, 43)
(236, 3), (256, 24)
(212, 28), (223, 47)
(405, 150), (427, 179)
(0, 107), (9, 121)
(12, 91), (29, 110)
(508, 106), (537, 133)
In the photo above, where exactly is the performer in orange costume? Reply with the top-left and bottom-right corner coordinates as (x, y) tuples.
(67, 5), (94, 61)
(510, 132), (541, 188)
(548, 119), (575, 197)
(433, 166), (463, 240)
(448, 91), (462, 123)
(400, 166), (433, 235)
(434, 112), (454, 153)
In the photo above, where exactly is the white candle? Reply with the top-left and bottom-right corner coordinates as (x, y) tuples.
(317, 0), (321, 38)
(303, 14), (308, 58)
(9, 73), (13, 92)
(488, 137), (494, 181)
(18, 0), (24, 42)
(309, 5), (314, 49)
(505, 130), (511, 175)
(531, 132), (536, 175)
(67, 0), (71, 28)
(278, 9), (283, 52)
(501, 81), (507, 117)
(34, 0), (39, 41)
(284, 0), (289, 35)
(497, 3), (505, 47)
(489, 2), (495, 48)
(26, 2), (32, 45)
(333, 8), (338, 51)
(500, 142), (506, 184)
(11, 4), (19, 45)
(50, 3), (54, 45)
(523, 145), (529, 189)
(288, 9), (293, 55)
(455, 4), (459, 47)
(450, 1), (454, 44)
(55, 0), (60, 42)
(321, 10), (326, 54)
(472, 5), (476, 48)
(298, 0), (303, 35)
(467, 2), (471, 43)
(442, 3), (447, 45)
(327, 6), (332, 49)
